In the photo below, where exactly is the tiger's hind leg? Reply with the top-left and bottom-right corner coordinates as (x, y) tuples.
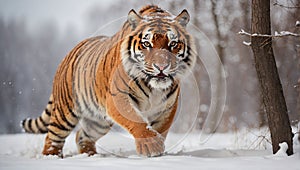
(76, 117), (112, 156)
(42, 105), (79, 157)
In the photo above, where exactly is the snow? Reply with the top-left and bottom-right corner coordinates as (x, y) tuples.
(0, 129), (299, 170)
(278, 31), (299, 36)
(242, 41), (251, 46)
(274, 142), (288, 157)
(239, 29), (300, 37)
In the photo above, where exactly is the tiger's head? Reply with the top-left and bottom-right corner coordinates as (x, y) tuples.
(121, 5), (197, 89)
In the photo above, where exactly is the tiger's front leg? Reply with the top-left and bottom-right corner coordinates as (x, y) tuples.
(136, 99), (179, 157)
(134, 131), (165, 157)
(106, 94), (168, 157)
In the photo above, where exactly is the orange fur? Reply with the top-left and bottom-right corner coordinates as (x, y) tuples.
(22, 5), (196, 157)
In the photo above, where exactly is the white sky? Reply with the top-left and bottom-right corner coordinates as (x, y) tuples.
(0, 0), (116, 33)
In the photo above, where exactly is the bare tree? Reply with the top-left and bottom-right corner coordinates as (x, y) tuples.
(250, 0), (293, 155)
(210, 0), (225, 63)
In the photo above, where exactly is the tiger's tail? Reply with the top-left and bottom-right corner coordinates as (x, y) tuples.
(21, 95), (53, 134)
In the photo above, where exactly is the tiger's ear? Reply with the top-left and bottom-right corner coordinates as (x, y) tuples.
(175, 9), (190, 27)
(128, 9), (142, 29)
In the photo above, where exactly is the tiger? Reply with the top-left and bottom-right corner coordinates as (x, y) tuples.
(21, 5), (197, 157)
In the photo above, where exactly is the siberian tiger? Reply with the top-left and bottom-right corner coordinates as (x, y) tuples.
(21, 5), (197, 157)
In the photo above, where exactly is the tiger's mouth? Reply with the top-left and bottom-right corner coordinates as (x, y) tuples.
(155, 71), (168, 79)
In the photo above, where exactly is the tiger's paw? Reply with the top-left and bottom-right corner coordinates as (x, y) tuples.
(42, 145), (63, 158)
(42, 136), (64, 158)
(135, 135), (165, 157)
(77, 141), (97, 156)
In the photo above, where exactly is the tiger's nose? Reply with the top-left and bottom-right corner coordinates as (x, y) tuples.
(153, 63), (170, 71)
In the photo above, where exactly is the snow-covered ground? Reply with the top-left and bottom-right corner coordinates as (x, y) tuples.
(0, 128), (299, 170)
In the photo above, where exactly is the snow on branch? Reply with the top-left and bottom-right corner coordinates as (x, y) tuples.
(238, 29), (300, 38)
(242, 41), (251, 46)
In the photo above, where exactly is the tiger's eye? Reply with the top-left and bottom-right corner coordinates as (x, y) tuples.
(170, 41), (178, 48)
(143, 41), (151, 48)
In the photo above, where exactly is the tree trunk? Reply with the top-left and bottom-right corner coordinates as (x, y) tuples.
(297, 79), (300, 142)
(250, 0), (293, 155)
(211, 0), (225, 63)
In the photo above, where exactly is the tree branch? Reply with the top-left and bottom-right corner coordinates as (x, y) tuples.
(238, 29), (300, 37)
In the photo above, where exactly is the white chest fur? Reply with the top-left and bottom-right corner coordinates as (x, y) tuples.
(133, 89), (174, 124)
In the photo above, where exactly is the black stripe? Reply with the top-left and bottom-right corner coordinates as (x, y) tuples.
(82, 130), (92, 139)
(74, 96), (83, 113)
(138, 32), (143, 39)
(21, 119), (26, 128)
(53, 111), (66, 130)
(149, 20), (169, 27)
(93, 129), (108, 136)
(49, 122), (69, 132)
(45, 108), (51, 116)
(168, 75), (174, 82)
(68, 106), (78, 119)
(114, 81), (139, 105)
(183, 57), (190, 66)
(89, 88), (99, 110)
(165, 84), (179, 100)
(72, 39), (99, 76)
(64, 76), (75, 110)
(134, 78), (149, 98)
(48, 101), (53, 104)
(85, 118), (111, 130)
(150, 120), (158, 126)
(87, 123), (109, 136)
(127, 36), (133, 51)
(64, 90), (77, 119)
(40, 129), (48, 133)
(49, 138), (65, 144)
(114, 82), (130, 96)
(27, 119), (34, 132)
(58, 75), (67, 105)
(82, 98), (95, 116)
(66, 38), (92, 66)
(60, 79), (69, 111)
(132, 40), (137, 59)
(129, 93), (139, 104)
(109, 88), (117, 96)
(54, 107), (74, 131)
(91, 121), (111, 130)
(94, 40), (106, 68)
(59, 109), (76, 129)
(48, 129), (67, 139)
(81, 63), (93, 113)
(39, 117), (47, 127)
(117, 69), (133, 92)
(37, 117), (48, 133)
(56, 80), (76, 126)
(111, 44), (118, 69)
(83, 64), (90, 105)
(34, 119), (39, 133)
(102, 54), (108, 72)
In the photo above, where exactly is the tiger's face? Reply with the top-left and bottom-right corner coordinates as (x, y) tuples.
(121, 9), (196, 89)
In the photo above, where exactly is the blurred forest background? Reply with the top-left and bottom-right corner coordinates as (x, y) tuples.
(0, 0), (299, 134)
